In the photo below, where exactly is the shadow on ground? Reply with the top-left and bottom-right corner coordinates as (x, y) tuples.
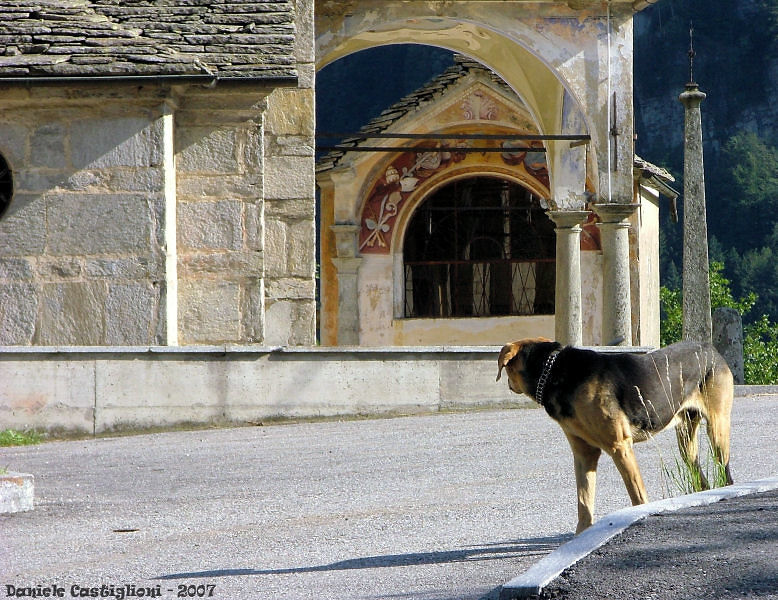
(157, 534), (572, 580)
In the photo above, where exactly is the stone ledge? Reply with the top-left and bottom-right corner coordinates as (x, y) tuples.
(0, 344), (654, 356)
(0, 472), (34, 514)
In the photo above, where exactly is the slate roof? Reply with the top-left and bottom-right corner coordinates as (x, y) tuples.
(0, 0), (296, 81)
(635, 154), (679, 220)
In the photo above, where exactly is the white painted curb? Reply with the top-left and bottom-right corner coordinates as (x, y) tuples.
(500, 475), (778, 599)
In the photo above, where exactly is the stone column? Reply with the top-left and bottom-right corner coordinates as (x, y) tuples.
(547, 211), (590, 347)
(594, 203), (639, 346)
(679, 82), (712, 344)
(330, 224), (362, 345)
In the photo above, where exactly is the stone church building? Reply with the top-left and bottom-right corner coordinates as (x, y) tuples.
(0, 0), (672, 350)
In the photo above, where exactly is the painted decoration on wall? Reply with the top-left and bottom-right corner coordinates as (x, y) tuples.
(358, 139), (550, 254)
(462, 90), (498, 120)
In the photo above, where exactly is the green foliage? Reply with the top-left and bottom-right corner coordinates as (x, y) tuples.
(711, 133), (778, 262)
(743, 315), (778, 385)
(709, 261), (757, 315)
(660, 454), (730, 497)
(0, 429), (42, 447)
(728, 243), (778, 324)
(653, 425), (731, 498)
(723, 132), (778, 208)
(659, 261), (778, 384)
(659, 286), (682, 348)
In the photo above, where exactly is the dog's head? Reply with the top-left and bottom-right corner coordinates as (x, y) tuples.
(496, 337), (562, 396)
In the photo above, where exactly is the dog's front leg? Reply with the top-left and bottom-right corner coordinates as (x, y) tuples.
(565, 433), (602, 534)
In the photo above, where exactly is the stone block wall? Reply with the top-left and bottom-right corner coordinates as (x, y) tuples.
(0, 0), (316, 348)
(263, 87), (317, 345)
(0, 80), (317, 347)
(0, 86), (170, 345)
(173, 83), (316, 346)
(259, 0), (317, 346)
(175, 88), (268, 345)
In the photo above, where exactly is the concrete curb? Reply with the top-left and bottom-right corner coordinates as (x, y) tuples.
(0, 472), (34, 513)
(734, 385), (778, 399)
(499, 475), (778, 599)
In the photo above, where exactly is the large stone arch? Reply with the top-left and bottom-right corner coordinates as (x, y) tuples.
(315, 3), (637, 205)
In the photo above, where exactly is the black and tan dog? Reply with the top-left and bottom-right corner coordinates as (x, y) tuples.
(497, 338), (734, 533)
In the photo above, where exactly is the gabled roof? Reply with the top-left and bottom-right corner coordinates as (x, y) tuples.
(0, 0), (296, 81)
(317, 56), (518, 172)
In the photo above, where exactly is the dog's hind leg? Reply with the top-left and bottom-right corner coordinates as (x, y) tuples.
(565, 433), (602, 534)
(608, 438), (649, 507)
(703, 368), (735, 486)
(705, 406), (734, 486)
(676, 409), (709, 490)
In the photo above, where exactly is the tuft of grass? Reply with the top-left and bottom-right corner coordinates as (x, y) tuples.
(658, 443), (730, 498)
(0, 429), (43, 447)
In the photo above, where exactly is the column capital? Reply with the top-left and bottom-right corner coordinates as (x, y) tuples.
(679, 83), (706, 108)
(330, 223), (361, 258)
(546, 210), (591, 230)
(593, 203), (639, 224)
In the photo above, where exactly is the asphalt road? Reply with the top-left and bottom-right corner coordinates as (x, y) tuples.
(2, 396), (776, 600)
(537, 488), (778, 600)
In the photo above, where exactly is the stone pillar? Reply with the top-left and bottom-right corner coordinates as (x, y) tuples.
(547, 211), (590, 347)
(713, 307), (745, 384)
(161, 101), (178, 346)
(679, 82), (712, 344)
(594, 203), (639, 346)
(330, 224), (362, 345)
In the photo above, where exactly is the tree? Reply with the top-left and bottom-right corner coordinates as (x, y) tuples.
(743, 315), (778, 384)
(724, 132), (778, 208)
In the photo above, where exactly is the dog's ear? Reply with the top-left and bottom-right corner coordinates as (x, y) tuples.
(496, 342), (522, 382)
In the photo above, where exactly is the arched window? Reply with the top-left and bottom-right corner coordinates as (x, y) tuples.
(0, 153), (12, 218)
(403, 177), (555, 318)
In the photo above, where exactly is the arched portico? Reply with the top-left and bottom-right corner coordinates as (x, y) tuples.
(317, 55), (613, 346)
(316, 3), (655, 346)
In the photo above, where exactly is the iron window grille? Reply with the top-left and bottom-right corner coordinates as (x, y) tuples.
(403, 177), (555, 318)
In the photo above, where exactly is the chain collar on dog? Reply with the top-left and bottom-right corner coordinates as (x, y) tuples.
(535, 350), (560, 405)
